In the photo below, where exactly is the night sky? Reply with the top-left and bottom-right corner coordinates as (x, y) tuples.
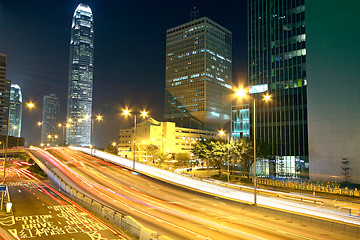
(0, 0), (247, 148)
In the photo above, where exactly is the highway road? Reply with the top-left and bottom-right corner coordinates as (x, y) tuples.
(27, 147), (358, 240)
(0, 162), (131, 240)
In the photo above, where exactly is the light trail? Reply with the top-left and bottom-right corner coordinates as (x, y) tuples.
(72, 147), (360, 226)
(14, 146), (356, 239)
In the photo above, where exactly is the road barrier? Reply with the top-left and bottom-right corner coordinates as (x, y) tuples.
(26, 150), (169, 240)
(257, 178), (360, 197)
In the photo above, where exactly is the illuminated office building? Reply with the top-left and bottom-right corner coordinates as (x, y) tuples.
(0, 54), (8, 135)
(248, 0), (308, 178)
(9, 84), (22, 137)
(165, 16), (232, 131)
(66, 3), (94, 146)
(118, 118), (219, 161)
(41, 94), (60, 145)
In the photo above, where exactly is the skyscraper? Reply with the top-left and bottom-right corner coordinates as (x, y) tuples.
(164, 16), (232, 131)
(0, 54), (8, 135)
(9, 84), (22, 137)
(41, 94), (60, 145)
(248, 0), (308, 178)
(66, 3), (94, 146)
(306, 0), (360, 183)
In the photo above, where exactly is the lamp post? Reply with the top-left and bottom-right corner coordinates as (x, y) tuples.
(219, 130), (230, 182)
(58, 122), (70, 146)
(86, 115), (102, 155)
(236, 88), (270, 205)
(12, 126), (19, 147)
(123, 109), (147, 170)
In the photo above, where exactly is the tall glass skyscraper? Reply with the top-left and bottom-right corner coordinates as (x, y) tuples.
(66, 3), (94, 146)
(165, 17), (232, 131)
(248, 0), (308, 178)
(0, 54), (8, 135)
(9, 84), (22, 137)
(41, 94), (60, 145)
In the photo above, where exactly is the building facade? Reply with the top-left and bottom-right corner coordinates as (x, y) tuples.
(306, 0), (360, 183)
(9, 84), (22, 137)
(41, 94), (60, 146)
(164, 17), (232, 131)
(248, 0), (308, 178)
(231, 104), (250, 140)
(118, 118), (219, 161)
(0, 54), (8, 135)
(66, 3), (94, 146)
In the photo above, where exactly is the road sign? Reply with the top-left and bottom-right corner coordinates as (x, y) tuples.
(0, 184), (7, 192)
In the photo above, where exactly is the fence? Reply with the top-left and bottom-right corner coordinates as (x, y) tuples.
(257, 178), (360, 197)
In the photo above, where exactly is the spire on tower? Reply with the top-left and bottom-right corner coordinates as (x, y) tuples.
(190, 6), (199, 21)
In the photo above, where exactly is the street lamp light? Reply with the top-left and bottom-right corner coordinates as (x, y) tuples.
(236, 88), (271, 205)
(123, 109), (148, 170)
(89, 114), (102, 155)
(26, 102), (35, 109)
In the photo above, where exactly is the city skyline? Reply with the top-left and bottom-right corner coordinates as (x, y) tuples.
(0, 0), (247, 147)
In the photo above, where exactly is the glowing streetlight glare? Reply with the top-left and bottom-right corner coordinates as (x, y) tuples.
(54, 135), (58, 139)
(27, 102), (35, 109)
(236, 88), (246, 98)
(68, 118), (73, 122)
(112, 142), (116, 146)
(264, 95), (271, 101)
(47, 135), (52, 139)
(96, 115), (102, 121)
(218, 130), (225, 136)
(66, 124), (70, 128)
(12, 125), (17, 130)
(58, 123), (62, 127)
(40, 143), (44, 147)
(37, 121), (42, 126)
(123, 109), (130, 116)
(141, 111), (147, 117)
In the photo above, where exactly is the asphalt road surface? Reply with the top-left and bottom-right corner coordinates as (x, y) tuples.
(0, 165), (132, 240)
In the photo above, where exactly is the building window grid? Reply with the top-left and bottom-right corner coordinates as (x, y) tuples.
(249, 0), (307, 178)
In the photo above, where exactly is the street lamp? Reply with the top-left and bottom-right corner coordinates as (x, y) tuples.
(89, 114), (102, 155)
(236, 88), (270, 205)
(12, 126), (19, 146)
(58, 122), (71, 146)
(27, 102), (35, 109)
(219, 130), (230, 182)
(123, 109), (147, 170)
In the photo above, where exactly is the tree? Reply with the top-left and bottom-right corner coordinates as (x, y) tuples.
(104, 144), (118, 155)
(230, 138), (254, 178)
(146, 144), (160, 164)
(192, 140), (213, 168)
(176, 153), (190, 167)
(230, 138), (273, 178)
(210, 141), (228, 173)
(155, 152), (170, 167)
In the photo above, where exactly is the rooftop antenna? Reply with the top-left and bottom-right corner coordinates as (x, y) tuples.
(190, 6), (199, 21)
